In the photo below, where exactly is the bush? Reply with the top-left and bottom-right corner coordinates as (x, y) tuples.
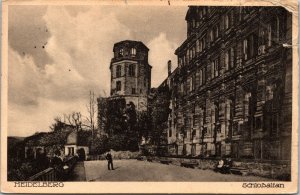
(107, 134), (139, 152)
(90, 135), (109, 155)
(110, 150), (140, 159)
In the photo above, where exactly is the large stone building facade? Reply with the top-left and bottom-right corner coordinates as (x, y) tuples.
(164, 6), (292, 160)
(109, 40), (152, 111)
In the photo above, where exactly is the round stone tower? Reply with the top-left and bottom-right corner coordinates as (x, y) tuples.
(109, 40), (152, 111)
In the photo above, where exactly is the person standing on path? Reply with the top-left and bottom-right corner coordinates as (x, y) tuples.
(106, 151), (114, 170)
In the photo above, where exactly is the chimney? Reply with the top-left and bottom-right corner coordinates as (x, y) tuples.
(168, 60), (172, 76)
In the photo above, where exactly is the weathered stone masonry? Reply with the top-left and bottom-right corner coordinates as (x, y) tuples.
(164, 6), (292, 161)
(109, 40), (152, 112)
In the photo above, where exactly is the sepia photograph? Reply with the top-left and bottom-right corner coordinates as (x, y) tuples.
(1, 0), (298, 193)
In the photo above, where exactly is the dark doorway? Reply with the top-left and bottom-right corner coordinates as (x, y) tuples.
(77, 148), (86, 161)
(215, 142), (221, 157)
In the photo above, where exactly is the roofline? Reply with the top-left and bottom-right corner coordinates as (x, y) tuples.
(113, 40), (149, 51)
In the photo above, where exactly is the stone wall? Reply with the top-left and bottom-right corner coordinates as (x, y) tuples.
(152, 157), (290, 181)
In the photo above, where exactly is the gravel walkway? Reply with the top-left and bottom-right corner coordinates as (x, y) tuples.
(82, 160), (272, 182)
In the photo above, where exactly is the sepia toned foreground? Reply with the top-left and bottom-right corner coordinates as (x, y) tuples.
(70, 160), (271, 182)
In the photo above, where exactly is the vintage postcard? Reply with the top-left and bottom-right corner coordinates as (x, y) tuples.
(1, 0), (298, 193)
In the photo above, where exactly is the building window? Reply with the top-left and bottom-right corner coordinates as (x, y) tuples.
(214, 25), (219, 39)
(116, 65), (121, 78)
(178, 57), (182, 67)
(132, 88), (136, 94)
(68, 147), (74, 156)
(128, 64), (135, 77)
(203, 68), (206, 84)
(192, 47), (196, 58)
(230, 47), (236, 68)
(189, 49), (193, 60)
(214, 102), (220, 123)
(225, 47), (236, 71)
(199, 40), (203, 52)
(131, 48), (136, 56)
(225, 51), (229, 71)
(210, 29), (214, 42)
(202, 36), (206, 49)
(199, 8), (203, 19)
(255, 117), (262, 129)
(211, 58), (220, 78)
(244, 34), (258, 60)
(196, 40), (200, 53)
(188, 76), (194, 92)
(192, 74), (196, 91)
(225, 14), (229, 29)
(180, 82), (184, 95)
(186, 50), (189, 65)
(268, 18), (279, 47)
(267, 24), (272, 47)
(116, 81), (121, 91)
(199, 69), (203, 86)
(169, 120), (172, 137)
(119, 48), (124, 56)
(243, 39), (248, 60)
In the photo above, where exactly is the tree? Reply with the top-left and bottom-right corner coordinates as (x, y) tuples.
(64, 112), (82, 132)
(137, 111), (151, 140)
(149, 85), (171, 146)
(49, 117), (65, 132)
(85, 91), (97, 138)
(97, 96), (108, 135)
(124, 101), (137, 135)
(106, 98), (127, 136)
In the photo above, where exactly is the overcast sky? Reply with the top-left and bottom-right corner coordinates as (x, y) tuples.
(8, 5), (187, 137)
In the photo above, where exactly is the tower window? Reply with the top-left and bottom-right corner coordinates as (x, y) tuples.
(129, 64), (135, 77)
(116, 65), (122, 78)
(116, 81), (121, 91)
(131, 48), (136, 56)
(132, 88), (136, 94)
(119, 49), (124, 56)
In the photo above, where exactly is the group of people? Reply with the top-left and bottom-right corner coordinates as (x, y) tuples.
(53, 149), (114, 172)
(214, 158), (233, 174)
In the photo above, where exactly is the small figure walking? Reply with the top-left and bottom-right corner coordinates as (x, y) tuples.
(106, 150), (114, 170)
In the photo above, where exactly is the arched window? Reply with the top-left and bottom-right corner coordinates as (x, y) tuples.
(116, 65), (121, 78)
(128, 64), (135, 77)
(131, 48), (136, 56)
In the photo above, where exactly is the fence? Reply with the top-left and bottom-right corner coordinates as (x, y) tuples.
(28, 168), (57, 181)
(28, 156), (78, 181)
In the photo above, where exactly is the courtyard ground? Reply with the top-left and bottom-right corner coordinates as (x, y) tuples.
(71, 159), (272, 182)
